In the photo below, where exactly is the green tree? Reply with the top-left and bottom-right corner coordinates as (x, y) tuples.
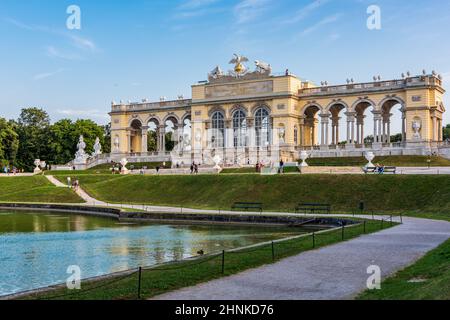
(47, 119), (76, 165)
(443, 124), (450, 141)
(15, 108), (51, 171)
(0, 118), (19, 166)
(102, 123), (112, 154)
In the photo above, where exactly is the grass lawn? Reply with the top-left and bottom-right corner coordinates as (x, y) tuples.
(21, 220), (391, 300)
(221, 167), (299, 174)
(0, 176), (82, 203)
(306, 155), (450, 167)
(46, 162), (173, 176)
(358, 238), (450, 300)
(52, 174), (450, 221)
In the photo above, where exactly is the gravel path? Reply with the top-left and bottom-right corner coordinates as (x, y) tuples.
(153, 217), (450, 300)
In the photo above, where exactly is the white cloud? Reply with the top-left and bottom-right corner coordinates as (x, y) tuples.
(297, 13), (341, 37)
(234, 0), (272, 24)
(68, 35), (96, 51)
(33, 68), (65, 80)
(283, 0), (330, 25)
(178, 0), (219, 10)
(57, 109), (109, 120)
(46, 46), (82, 60)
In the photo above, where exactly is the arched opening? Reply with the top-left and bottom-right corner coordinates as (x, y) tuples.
(211, 111), (225, 148)
(232, 109), (247, 147)
(354, 101), (374, 146)
(328, 103), (346, 146)
(255, 108), (271, 147)
(303, 105), (321, 146)
(381, 99), (405, 145)
(147, 119), (159, 152)
(164, 117), (179, 152)
(130, 119), (143, 153)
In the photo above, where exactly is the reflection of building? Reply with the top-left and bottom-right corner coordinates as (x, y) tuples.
(108, 55), (446, 165)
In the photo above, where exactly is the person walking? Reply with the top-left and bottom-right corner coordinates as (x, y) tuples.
(190, 162), (194, 174)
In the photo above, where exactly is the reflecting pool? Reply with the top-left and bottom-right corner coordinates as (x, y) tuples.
(0, 211), (307, 296)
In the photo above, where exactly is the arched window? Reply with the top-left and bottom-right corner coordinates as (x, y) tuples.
(255, 108), (270, 147)
(211, 111), (225, 148)
(233, 110), (247, 147)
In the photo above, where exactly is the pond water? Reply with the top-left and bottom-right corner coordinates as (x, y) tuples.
(0, 210), (307, 296)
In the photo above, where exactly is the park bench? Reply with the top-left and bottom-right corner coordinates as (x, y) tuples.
(295, 203), (331, 214)
(363, 166), (397, 174)
(231, 202), (263, 213)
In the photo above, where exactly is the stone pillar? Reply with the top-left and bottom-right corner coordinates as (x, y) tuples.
(401, 113), (406, 143)
(387, 120), (391, 144)
(159, 125), (166, 152)
(141, 127), (148, 153)
(433, 116), (437, 141)
(126, 132), (131, 153)
(345, 112), (356, 146)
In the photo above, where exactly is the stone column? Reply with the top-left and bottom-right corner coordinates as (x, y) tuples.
(387, 120), (391, 144)
(126, 132), (131, 153)
(141, 127), (148, 153)
(345, 112), (356, 146)
(433, 116), (437, 141)
(401, 113), (406, 143)
(159, 125), (166, 152)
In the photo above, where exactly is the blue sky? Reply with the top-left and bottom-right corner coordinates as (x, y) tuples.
(1, 0), (450, 132)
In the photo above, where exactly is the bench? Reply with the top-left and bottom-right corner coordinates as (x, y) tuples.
(231, 202), (263, 213)
(295, 203), (331, 214)
(363, 166), (397, 174)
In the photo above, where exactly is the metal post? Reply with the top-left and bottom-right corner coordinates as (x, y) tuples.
(363, 221), (366, 234)
(271, 241), (275, 262)
(221, 250), (225, 274)
(137, 267), (142, 299)
(312, 232), (315, 248)
(390, 215), (393, 226)
(400, 212), (403, 224)
(381, 219), (384, 229)
(342, 225), (345, 240)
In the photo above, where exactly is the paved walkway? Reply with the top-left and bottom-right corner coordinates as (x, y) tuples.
(44, 174), (450, 299)
(153, 217), (450, 300)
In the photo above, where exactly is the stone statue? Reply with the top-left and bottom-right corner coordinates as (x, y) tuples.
(300, 151), (310, 167)
(209, 66), (224, 79)
(74, 135), (88, 163)
(365, 151), (375, 168)
(92, 137), (102, 157)
(255, 60), (272, 74)
(229, 54), (249, 76)
(113, 136), (120, 152)
(412, 120), (422, 140)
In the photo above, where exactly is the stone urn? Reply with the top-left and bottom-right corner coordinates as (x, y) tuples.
(120, 158), (129, 175)
(300, 151), (310, 167)
(213, 155), (222, 172)
(34, 159), (42, 174)
(365, 151), (375, 168)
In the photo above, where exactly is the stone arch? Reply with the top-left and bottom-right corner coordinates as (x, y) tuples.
(229, 104), (248, 118)
(181, 113), (192, 123)
(128, 117), (144, 128)
(302, 104), (322, 146)
(144, 115), (162, 126)
(163, 114), (180, 125)
(325, 100), (349, 114)
(208, 106), (226, 118)
(379, 96), (406, 144)
(251, 102), (271, 116)
(302, 103), (323, 116)
(129, 119), (143, 153)
(379, 96), (405, 111)
(351, 98), (376, 112)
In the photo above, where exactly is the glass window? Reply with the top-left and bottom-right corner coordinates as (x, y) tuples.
(255, 108), (270, 147)
(233, 110), (247, 147)
(211, 111), (225, 148)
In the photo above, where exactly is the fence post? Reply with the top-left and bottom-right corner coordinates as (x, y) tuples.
(221, 250), (225, 274)
(390, 215), (393, 226)
(137, 267), (142, 299)
(271, 241), (275, 262)
(363, 221), (366, 234)
(312, 232), (315, 248)
(381, 219), (384, 229)
(342, 225), (345, 240)
(400, 212), (403, 224)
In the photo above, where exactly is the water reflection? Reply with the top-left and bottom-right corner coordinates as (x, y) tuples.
(0, 211), (306, 296)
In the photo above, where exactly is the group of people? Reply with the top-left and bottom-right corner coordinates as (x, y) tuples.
(373, 163), (386, 174)
(66, 177), (80, 190)
(2, 166), (21, 175)
(255, 159), (286, 174)
(190, 162), (199, 174)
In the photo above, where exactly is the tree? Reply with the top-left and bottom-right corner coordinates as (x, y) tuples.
(47, 119), (76, 165)
(444, 124), (450, 141)
(102, 123), (112, 154)
(0, 118), (19, 166)
(15, 108), (51, 171)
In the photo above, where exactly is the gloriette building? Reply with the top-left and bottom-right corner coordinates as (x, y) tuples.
(108, 55), (446, 167)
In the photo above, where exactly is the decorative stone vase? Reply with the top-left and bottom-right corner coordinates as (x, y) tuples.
(300, 151), (310, 167)
(213, 155), (222, 171)
(365, 151), (375, 168)
(120, 158), (129, 175)
(34, 159), (42, 174)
